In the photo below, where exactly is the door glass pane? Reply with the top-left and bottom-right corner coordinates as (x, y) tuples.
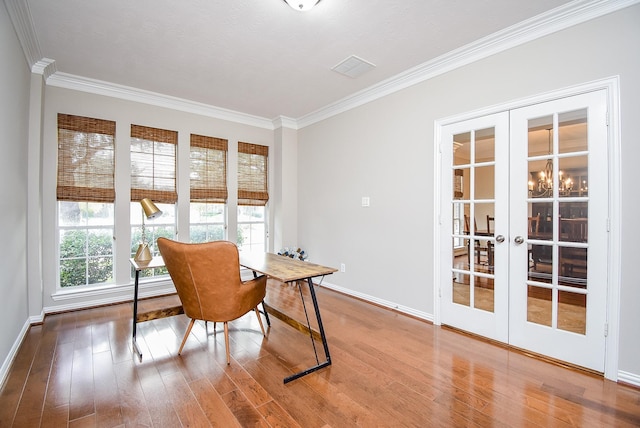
(453, 132), (471, 166)
(475, 127), (495, 162)
(529, 202), (552, 239)
(558, 109), (588, 154)
(527, 286), (552, 327)
(453, 272), (470, 307)
(559, 156), (588, 198)
(528, 158), (553, 199)
(559, 247), (587, 288)
(558, 291), (586, 335)
(527, 115), (553, 157)
(474, 277), (494, 313)
(474, 165), (495, 199)
(529, 243), (553, 283)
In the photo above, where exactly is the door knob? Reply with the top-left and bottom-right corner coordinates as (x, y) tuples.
(495, 235), (505, 243)
(514, 236), (524, 244)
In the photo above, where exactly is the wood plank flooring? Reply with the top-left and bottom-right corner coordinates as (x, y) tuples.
(1, 279), (639, 427)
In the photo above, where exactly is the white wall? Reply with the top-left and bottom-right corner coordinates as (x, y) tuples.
(297, 5), (640, 377)
(0, 1), (30, 381)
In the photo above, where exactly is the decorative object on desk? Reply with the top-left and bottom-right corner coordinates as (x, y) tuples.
(134, 198), (163, 262)
(278, 247), (307, 261)
(282, 0), (321, 11)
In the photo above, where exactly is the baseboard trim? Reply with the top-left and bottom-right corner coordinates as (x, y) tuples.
(618, 370), (640, 389)
(319, 280), (433, 323)
(0, 319), (30, 391)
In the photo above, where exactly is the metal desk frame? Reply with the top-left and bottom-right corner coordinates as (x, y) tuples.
(240, 252), (337, 383)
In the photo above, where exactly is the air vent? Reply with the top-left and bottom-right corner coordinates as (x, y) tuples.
(332, 55), (376, 78)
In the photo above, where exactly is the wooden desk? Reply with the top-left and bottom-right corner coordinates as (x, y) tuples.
(129, 257), (183, 361)
(240, 252), (337, 383)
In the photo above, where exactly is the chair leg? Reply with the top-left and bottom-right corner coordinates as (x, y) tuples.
(254, 307), (266, 337)
(223, 322), (231, 365)
(178, 318), (196, 355)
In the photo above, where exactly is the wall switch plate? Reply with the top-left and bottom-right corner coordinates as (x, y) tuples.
(362, 196), (370, 207)
(340, 263), (346, 272)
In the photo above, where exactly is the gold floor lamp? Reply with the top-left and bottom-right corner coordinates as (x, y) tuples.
(134, 198), (162, 262)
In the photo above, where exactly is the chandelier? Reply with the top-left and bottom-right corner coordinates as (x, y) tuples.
(528, 128), (573, 197)
(283, 0), (321, 11)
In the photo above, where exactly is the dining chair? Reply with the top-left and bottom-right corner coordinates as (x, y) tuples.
(156, 238), (267, 364)
(486, 215), (495, 234)
(528, 214), (541, 234)
(464, 214), (490, 265)
(527, 214), (541, 270)
(559, 218), (588, 279)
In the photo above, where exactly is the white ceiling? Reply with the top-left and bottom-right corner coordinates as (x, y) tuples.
(19, 0), (584, 121)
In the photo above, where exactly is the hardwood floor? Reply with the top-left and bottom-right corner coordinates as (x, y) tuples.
(1, 279), (639, 427)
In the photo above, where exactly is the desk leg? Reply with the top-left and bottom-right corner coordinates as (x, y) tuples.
(283, 277), (331, 384)
(252, 270), (271, 327)
(132, 270), (142, 361)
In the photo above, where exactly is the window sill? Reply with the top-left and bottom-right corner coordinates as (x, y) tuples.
(51, 277), (175, 302)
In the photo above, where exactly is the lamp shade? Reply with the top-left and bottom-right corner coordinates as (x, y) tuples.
(140, 198), (162, 219)
(283, 0), (321, 11)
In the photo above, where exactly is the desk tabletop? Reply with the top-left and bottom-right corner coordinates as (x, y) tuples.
(129, 256), (165, 271)
(240, 252), (337, 283)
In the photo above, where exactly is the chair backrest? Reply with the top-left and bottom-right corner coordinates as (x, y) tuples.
(561, 218), (588, 242)
(486, 215), (495, 234)
(464, 215), (478, 233)
(528, 214), (540, 234)
(157, 238), (264, 322)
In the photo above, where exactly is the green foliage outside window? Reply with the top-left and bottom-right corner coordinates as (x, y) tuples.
(59, 229), (113, 287)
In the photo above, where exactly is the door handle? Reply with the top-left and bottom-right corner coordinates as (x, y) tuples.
(514, 236), (524, 244)
(495, 234), (505, 243)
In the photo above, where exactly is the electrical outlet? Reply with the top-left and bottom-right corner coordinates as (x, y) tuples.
(340, 263), (346, 272)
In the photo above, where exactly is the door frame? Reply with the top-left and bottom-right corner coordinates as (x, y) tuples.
(432, 76), (621, 381)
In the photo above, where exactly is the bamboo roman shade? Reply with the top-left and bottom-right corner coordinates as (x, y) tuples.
(237, 142), (269, 206)
(57, 113), (116, 203)
(130, 125), (178, 204)
(190, 134), (228, 203)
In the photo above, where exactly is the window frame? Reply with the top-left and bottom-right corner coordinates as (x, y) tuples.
(56, 114), (116, 289)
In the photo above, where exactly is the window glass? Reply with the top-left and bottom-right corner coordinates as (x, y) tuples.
(237, 205), (266, 252)
(59, 202), (114, 288)
(190, 202), (226, 243)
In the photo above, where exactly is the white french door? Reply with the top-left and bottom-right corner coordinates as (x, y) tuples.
(439, 90), (608, 372)
(439, 112), (510, 343)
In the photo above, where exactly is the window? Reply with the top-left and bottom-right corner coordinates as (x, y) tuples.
(189, 134), (228, 243)
(237, 142), (268, 252)
(130, 125), (177, 277)
(57, 114), (115, 287)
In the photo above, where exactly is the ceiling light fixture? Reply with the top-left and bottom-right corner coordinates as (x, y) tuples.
(283, 0), (321, 11)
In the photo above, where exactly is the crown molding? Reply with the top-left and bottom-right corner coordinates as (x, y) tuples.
(9, 0), (638, 131)
(272, 116), (298, 130)
(296, 0), (640, 128)
(46, 72), (276, 130)
(31, 58), (56, 79)
(4, 0), (41, 67)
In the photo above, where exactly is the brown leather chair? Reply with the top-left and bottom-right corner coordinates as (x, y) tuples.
(156, 238), (267, 364)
